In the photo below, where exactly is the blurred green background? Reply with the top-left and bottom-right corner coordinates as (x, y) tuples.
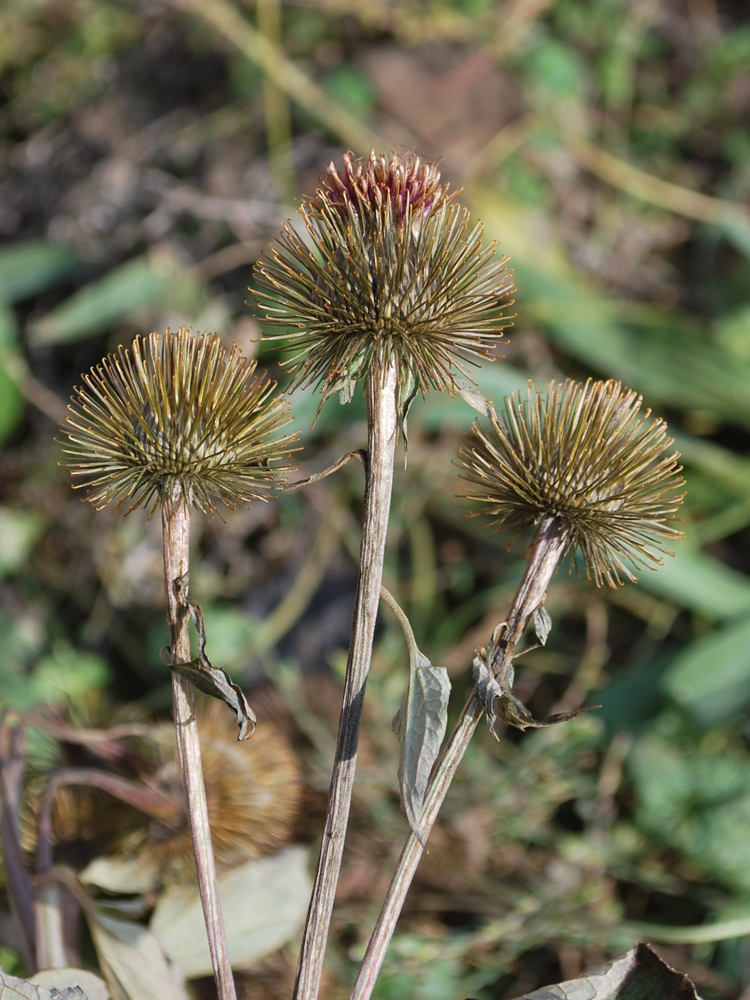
(1, 0), (750, 997)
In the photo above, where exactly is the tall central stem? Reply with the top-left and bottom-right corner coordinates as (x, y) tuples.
(294, 359), (400, 1000)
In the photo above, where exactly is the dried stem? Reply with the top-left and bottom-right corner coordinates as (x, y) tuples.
(0, 714), (36, 971)
(162, 487), (237, 1000)
(294, 360), (400, 1000)
(350, 516), (567, 1000)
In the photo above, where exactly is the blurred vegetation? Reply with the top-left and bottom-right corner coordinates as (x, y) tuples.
(1, 0), (750, 997)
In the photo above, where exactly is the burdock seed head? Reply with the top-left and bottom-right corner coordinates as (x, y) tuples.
(459, 379), (686, 588)
(60, 327), (297, 515)
(253, 148), (515, 404)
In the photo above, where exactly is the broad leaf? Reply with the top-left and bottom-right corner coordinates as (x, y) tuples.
(88, 908), (188, 1000)
(663, 615), (750, 725)
(506, 942), (701, 999)
(28, 971), (108, 1000)
(150, 848), (311, 978)
(630, 735), (750, 893)
(0, 966), (106, 1000)
(383, 588), (451, 840)
(0, 242), (81, 303)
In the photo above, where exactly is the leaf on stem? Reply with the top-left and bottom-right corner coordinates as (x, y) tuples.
(382, 588), (451, 841)
(473, 654), (597, 738)
(533, 605), (552, 646)
(162, 576), (257, 741)
(454, 377), (496, 419)
(283, 449), (367, 490)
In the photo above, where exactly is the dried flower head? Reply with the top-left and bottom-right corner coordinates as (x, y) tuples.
(459, 379), (685, 588)
(132, 704), (302, 877)
(320, 149), (452, 226)
(253, 148), (515, 403)
(60, 328), (296, 514)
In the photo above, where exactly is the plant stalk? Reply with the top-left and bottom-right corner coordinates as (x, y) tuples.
(350, 516), (567, 1000)
(162, 486), (237, 1000)
(294, 360), (400, 1000)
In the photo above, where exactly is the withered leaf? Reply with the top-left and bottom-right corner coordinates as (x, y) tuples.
(162, 655), (256, 742)
(506, 941), (702, 999)
(163, 575), (256, 741)
(473, 656), (598, 739)
(454, 377), (496, 419)
(383, 588), (451, 842)
(0, 967), (96, 1000)
(533, 605), (552, 646)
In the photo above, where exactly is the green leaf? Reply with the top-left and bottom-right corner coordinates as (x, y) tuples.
(508, 942), (700, 999)
(630, 735), (750, 893)
(28, 645), (110, 708)
(150, 848), (311, 978)
(0, 508), (45, 581)
(0, 242), (81, 303)
(27, 252), (203, 346)
(663, 616), (750, 725)
(641, 543), (750, 622)
(0, 302), (24, 447)
(382, 588), (451, 840)
(474, 193), (750, 429)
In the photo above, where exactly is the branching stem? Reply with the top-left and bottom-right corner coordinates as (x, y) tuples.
(350, 516), (567, 1000)
(294, 360), (400, 1000)
(162, 487), (236, 1000)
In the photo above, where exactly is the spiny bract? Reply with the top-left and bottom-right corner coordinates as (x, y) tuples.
(60, 327), (296, 514)
(253, 149), (515, 404)
(459, 378), (686, 588)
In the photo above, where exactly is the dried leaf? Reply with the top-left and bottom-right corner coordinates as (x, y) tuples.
(150, 848), (311, 978)
(455, 377), (496, 419)
(28, 971), (108, 1000)
(0, 969), (89, 1000)
(80, 855), (161, 895)
(163, 655), (256, 740)
(383, 588), (451, 841)
(533, 605), (552, 646)
(284, 449), (366, 491)
(88, 908), (188, 1000)
(473, 655), (597, 738)
(162, 575), (256, 740)
(506, 942), (702, 999)
(398, 369), (419, 469)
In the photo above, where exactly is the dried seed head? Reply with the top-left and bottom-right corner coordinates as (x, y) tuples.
(253, 148), (515, 405)
(459, 379), (686, 588)
(59, 328), (297, 515)
(133, 704), (302, 878)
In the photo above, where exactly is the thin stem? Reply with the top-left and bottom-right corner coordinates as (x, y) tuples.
(257, 0), (294, 198)
(350, 516), (567, 1000)
(0, 714), (36, 971)
(162, 487), (237, 1000)
(294, 360), (400, 1000)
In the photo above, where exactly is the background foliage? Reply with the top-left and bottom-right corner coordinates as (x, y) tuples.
(1, 0), (750, 997)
